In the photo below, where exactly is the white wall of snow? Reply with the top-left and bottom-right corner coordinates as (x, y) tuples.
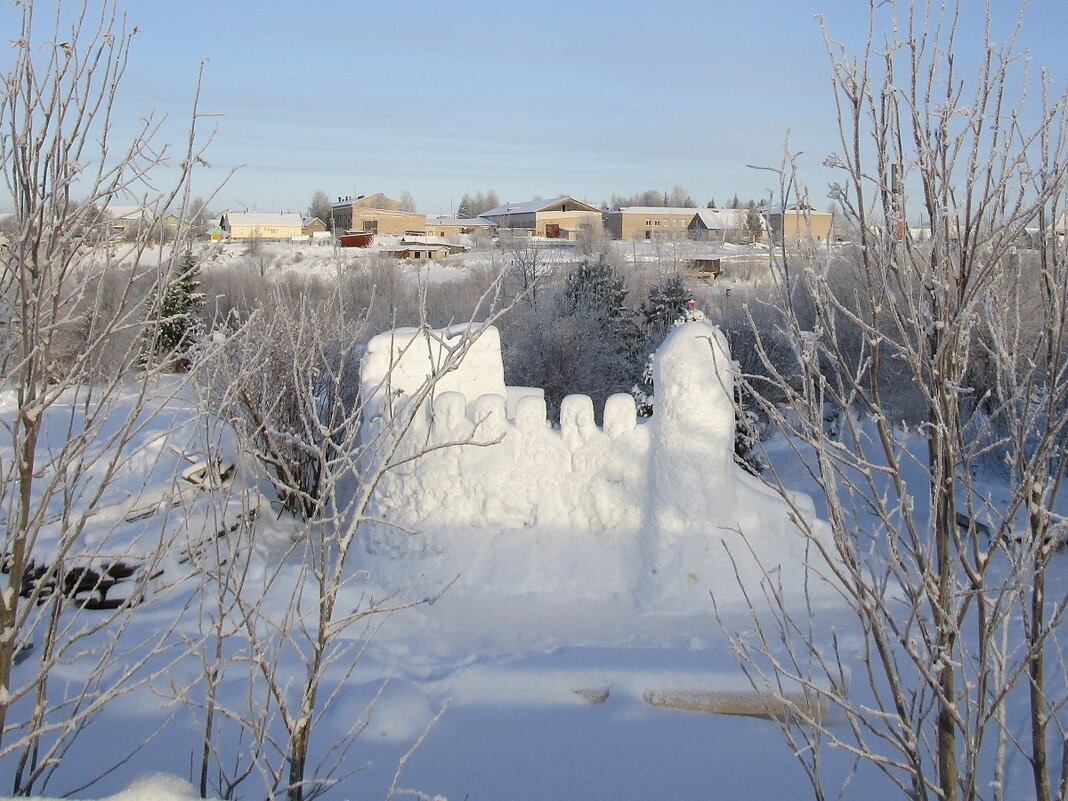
(358, 320), (832, 611)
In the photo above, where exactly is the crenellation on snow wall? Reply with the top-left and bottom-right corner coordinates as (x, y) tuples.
(359, 320), (830, 609)
(370, 379), (653, 539)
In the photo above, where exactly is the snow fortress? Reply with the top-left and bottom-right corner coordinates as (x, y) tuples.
(359, 320), (832, 612)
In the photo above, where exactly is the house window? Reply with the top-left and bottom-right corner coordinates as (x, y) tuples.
(645, 220), (652, 226)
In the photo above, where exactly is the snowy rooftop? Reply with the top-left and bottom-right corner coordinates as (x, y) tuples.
(618, 206), (699, 215)
(222, 211), (302, 227)
(380, 243), (449, 253)
(480, 196), (598, 217)
(426, 215), (496, 227)
(759, 202), (829, 215)
(692, 208), (748, 230)
(105, 204), (153, 221)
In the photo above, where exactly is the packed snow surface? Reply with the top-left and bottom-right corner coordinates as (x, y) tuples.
(0, 317), (870, 801)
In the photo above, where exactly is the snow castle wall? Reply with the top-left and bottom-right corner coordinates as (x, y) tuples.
(359, 321), (826, 609)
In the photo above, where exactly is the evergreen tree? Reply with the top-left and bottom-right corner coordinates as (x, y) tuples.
(456, 195), (472, 219)
(729, 194), (741, 209)
(745, 200), (763, 242)
(559, 255), (641, 383)
(632, 352), (655, 417)
(560, 256), (629, 328)
(631, 277), (696, 417)
(733, 399), (767, 476)
(707, 198), (716, 209)
(640, 274), (694, 339)
(140, 250), (204, 372)
(510, 256), (641, 421)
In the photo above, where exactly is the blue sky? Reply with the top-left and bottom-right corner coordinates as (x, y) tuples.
(3, 0), (1067, 219)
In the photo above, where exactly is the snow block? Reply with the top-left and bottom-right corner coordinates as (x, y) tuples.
(431, 391), (469, 443)
(603, 393), (637, 439)
(514, 394), (548, 435)
(560, 394), (597, 447)
(472, 393), (508, 441)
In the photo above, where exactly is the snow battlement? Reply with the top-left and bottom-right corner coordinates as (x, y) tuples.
(359, 320), (829, 610)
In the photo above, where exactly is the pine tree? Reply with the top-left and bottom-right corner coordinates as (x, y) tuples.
(140, 250), (204, 372)
(745, 200), (763, 242)
(733, 400), (767, 476)
(632, 352), (655, 417)
(559, 256), (642, 384)
(560, 256), (629, 327)
(707, 198), (716, 209)
(456, 195), (472, 219)
(641, 274), (694, 339)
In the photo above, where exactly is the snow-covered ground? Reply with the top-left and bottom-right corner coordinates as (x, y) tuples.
(104, 236), (773, 289)
(0, 311), (861, 801)
(2, 240), (1061, 801)
(1, 377), (1056, 800)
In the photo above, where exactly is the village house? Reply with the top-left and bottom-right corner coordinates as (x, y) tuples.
(402, 234), (467, 256)
(762, 203), (834, 244)
(479, 196), (602, 240)
(604, 206), (700, 240)
(106, 205), (153, 238)
(219, 211), (303, 241)
(301, 216), (328, 237)
(687, 208), (752, 242)
(380, 241), (451, 261)
(331, 193), (425, 236)
(425, 215), (497, 238)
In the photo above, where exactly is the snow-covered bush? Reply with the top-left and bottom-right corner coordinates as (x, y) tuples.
(199, 281), (363, 518)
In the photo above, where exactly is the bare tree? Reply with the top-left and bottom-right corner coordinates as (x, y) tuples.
(189, 196), (212, 232)
(187, 266), (521, 801)
(725, 3), (1068, 801)
(307, 190), (332, 229)
(609, 188), (664, 209)
(0, 0), (224, 793)
(666, 184), (695, 208)
(457, 190), (500, 218)
(398, 189), (417, 213)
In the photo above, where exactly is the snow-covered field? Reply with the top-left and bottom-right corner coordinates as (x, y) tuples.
(1, 377), (1058, 801)
(109, 236), (772, 286)
(1, 239), (1062, 801)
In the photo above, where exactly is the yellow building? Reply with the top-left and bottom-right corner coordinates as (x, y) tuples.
(479, 196), (602, 240)
(763, 204), (834, 244)
(605, 206), (699, 240)
(331, 193), (426, 236)
(220, 211), (304, 241)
